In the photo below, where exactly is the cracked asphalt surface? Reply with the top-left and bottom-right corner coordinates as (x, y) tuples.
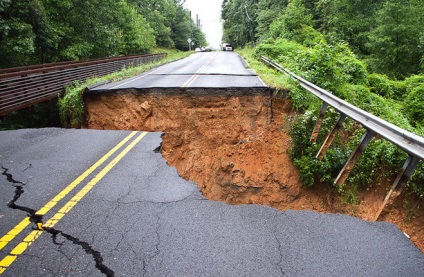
(0, 129), (423, 276)
(89, 52), (266, 90)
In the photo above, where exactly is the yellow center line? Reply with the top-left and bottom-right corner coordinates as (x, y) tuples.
(182, 53), (216, 87)
(0, 131), (145, 274)
(0, 131), (138, 251)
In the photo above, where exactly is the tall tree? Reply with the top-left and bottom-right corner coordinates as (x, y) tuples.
(221, 0), (258, 47)
(0, 0), (37, 67)
(255, 0), (288, 41)
(316, 0), (383, 55)
(0, 0), (156, 68)
(367, 0), (424, 78)
(269, 0), (313, 42)
(129, 0), (176, 48)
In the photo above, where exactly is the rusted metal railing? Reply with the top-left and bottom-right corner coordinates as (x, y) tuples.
(0, 54), (166, 116)
(261, 55), (424, 221)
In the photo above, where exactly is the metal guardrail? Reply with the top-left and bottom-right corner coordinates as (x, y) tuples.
(0, 54), (166, 116)
(261, 55), (423, 221)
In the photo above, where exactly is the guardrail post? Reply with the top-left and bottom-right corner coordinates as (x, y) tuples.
(334, 129), (376, 186)
(316, 113), (347, 160)
(310, 102), (328, 143)
(374, 155), (421, 221)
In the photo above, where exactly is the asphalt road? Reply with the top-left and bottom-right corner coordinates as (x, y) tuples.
(89, 51), (267, 90)
(0, 129), (423, 276)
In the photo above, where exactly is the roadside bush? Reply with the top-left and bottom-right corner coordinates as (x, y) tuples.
(391, 74), (424, 100)
(257, 39), (368, 98)
(334, 44), (368, 86)
(269, 0), (313, 42)
(59, 81), (85, 128)
(368, 73), (395, 98)
(289, 110), (350, 187)
(296, 41), (340, 92)
(404, 84), (424, 127)
(348, 139), (407, 188)
(255, 38), (306, 70)
(294, 25), (325, 47)
(409, 162), (424, 198)
(287, 80), (319, 111)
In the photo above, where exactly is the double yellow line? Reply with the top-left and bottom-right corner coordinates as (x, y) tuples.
(182, 53), (216, 87)
(0, 131), (147, 274)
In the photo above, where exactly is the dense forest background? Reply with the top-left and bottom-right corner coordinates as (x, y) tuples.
(222, 0), (424, 198)
(0, 0), (206, 68)
(222, 0), (423, 78)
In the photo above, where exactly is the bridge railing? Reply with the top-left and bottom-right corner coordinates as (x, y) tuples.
(0, 54), (166, 116)
(261, 55), (424, 221)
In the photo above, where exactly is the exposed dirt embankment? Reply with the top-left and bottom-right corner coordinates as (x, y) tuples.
(85, 88), (302, 207)
(85, 88), (424, 251)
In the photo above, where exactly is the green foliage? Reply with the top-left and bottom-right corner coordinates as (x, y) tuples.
(400, 75), (424, 95)
(130, 0), (176, 48)
(409, 162), (424, 199)
(129, 0), (206, 50)
(117, 2), (155, 54)
(287, 80), (318, 111)
(256, 38), (367, 98)
(221, 0), (258, 47)
(367, 73), (396, 98)
(0, 0), (37, 67)
(316, 0), (380, 55)
(289, 110), (350, 187)
(366, 0), (424, 78)
(295, 25), (325, 47)
(59, 81), (85, 128)
(269, 0), (313, 42)
(0, 20), (35, 67)
(404, 85), (424, 128)
(224, 0), (424, 78)
(334, 44), (368, 86)
(255, 0), (287, 41)
(348, 139), (407, 188)
(0, 0), (205, 68)
(341, 185), (360, 205)
(170, 6), (189, 50)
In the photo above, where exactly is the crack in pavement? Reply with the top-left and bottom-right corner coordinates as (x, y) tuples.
(273, 213), (286, 277)
(1, 166), (115, 277)
(44, 227), (115, 277)
(140, 203), (168, 277)
(1, 166), (44, 230)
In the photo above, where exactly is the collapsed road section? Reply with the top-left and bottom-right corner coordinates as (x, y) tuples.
(84, 87), (305, 209)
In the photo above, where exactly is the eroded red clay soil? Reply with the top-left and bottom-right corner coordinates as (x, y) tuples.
(85, 89), (424, 252)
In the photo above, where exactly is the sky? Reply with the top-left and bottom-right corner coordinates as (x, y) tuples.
(183, 0), (223, 48)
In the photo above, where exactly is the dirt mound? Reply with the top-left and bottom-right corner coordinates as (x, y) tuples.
(85, 89), (424, 252)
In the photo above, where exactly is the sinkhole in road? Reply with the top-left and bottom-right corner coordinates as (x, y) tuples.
(84, 88), (424, 252)
(84, 88), (313, 210)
